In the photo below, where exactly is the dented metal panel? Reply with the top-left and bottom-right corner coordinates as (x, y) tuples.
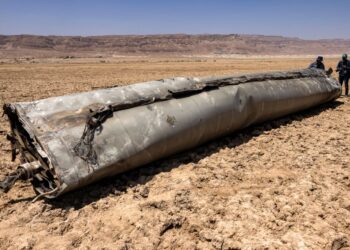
(1, 69), (341, 199)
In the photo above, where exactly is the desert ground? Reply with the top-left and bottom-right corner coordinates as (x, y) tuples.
(0, 57), (349, 250)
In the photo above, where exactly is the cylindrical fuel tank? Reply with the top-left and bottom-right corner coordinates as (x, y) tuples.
(2, 69), (341, 198)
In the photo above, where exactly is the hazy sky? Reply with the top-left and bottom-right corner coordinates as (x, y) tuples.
(1, 0), (349, 39)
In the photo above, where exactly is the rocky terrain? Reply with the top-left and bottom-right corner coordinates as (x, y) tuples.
(1, 34), (350, 58)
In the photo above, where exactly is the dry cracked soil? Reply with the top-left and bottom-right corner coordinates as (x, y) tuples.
(0, 57), (349, 250)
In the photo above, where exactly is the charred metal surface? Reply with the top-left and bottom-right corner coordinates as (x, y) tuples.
(1, 69), (341, 199)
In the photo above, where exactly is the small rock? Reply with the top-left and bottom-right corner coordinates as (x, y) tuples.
(139, 186), (149, 198)
(331, 236), (349, 250)
(159, 217), (183, 236)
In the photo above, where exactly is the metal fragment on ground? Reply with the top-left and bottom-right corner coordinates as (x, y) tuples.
(0, 69), (341, 199)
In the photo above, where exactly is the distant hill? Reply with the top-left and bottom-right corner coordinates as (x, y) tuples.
(0, 34), (349, 58)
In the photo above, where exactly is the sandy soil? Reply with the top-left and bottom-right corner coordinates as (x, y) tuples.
(0, 58), (349, 250)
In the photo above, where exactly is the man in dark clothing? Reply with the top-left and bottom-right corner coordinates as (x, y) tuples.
(336, 54), (350, 96)
(309, 56), (325, 70)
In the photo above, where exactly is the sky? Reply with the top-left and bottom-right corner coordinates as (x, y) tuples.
(1, 0), (350, 40)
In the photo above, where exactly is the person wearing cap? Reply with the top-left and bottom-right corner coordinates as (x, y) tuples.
(309, 56), (325, 70)
(336, 54), (350, 96)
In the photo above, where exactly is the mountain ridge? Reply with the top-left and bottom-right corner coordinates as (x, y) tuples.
(1, 34), (349, 58)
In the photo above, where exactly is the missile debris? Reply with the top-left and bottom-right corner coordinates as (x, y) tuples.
(0, 69), (340, 199)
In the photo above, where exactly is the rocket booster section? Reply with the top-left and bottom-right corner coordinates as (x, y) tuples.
(1, 69), (341, 199)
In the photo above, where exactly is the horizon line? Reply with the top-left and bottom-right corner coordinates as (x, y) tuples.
(1, 33), (350, 41)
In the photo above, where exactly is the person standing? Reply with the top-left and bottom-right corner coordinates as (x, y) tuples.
(336, 54), (350, 96)
(309, 56), (325, 70)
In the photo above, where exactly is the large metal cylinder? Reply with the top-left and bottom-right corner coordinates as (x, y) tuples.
(2, 69), (341, 198)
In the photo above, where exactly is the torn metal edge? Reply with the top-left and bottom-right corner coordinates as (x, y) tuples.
(3, 103), (61, 198)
